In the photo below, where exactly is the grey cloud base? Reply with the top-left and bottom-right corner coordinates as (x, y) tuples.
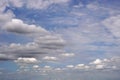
(0, 19), (65, 60)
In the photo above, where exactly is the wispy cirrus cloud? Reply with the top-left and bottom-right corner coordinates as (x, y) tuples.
(102, 15), (120, 38)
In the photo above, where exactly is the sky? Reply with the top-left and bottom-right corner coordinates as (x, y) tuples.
(0, 0), (120, 80)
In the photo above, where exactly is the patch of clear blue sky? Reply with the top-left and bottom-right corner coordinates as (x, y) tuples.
(0, 32), (33, 44)
(0, 61), (18, 72)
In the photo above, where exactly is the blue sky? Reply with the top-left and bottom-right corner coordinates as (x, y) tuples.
(0, 0), (120, 80)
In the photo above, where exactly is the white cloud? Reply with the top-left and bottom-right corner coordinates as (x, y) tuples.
(61, 53), (75, 57)
(75, 64), (85, 69)
(44, 65), (52, 70)
(63, 57), (120, 70)
(74, 64), (90, 70)
(3, 19), (48, 34)
(66, 65), (74, 68)
(33, 65), (39, 69)
(103, 58), (110, 62)
(42, 56), (58, 61)
(95, 64), (104, 69)
(90, 59), (102, 65)
(14, 57), (38, 63)
(54, 68), (62, 71)
(89, 57), (120, 70)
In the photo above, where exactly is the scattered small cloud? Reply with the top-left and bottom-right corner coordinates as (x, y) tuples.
(90, 59), (102, 65)
(95, 64), (104, 69)
(66, 65), (74, 68)
(14, 57), (38, 64)
(42, 56), (58, 61)
(61, 53), (75, 57)
(74, 64), (86, 69)
(43, 65), (52, 70)
(33, 65), (39, 69)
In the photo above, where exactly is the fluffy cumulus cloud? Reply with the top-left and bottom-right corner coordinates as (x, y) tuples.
(14, 57), (38, 64)
(43, 65), (52, 70)
(15, 57), (120, 72)
(90, 59), (102, 65)
(88, 57), (120, 70)
(32, 65), (39, 69)
(42, 56), (58, 61)
(74, 64), (86, 69)
(66, 65), (74, 68)
(3, 19), (48, 34)
(62, 57), (120, 70)
(61, 53), (75, 57)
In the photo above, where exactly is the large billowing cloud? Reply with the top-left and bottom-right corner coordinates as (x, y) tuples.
(0, 18), (65, 60)
(3, 19), (48, 34)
